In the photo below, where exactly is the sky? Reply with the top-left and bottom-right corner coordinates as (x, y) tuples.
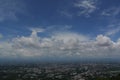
(0, 0), (120, 61)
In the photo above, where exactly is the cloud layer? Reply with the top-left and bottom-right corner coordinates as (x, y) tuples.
(0, 28), (120, 60)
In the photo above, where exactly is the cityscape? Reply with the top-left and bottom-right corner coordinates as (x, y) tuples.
(0, 63), (120, 80)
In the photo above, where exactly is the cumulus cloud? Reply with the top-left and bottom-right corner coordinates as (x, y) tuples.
(0, 29), (120, 59)
(74, 0), (98, 17)
(95, 35), (113, 47)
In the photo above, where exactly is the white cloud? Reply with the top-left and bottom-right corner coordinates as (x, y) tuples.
(95, 35), (113, 47)
(59, 0), (98, 18)
(0, 0), (25, 21)
(30, 28), (45, 33)
(106, 27), (120, 36)
(10, 30), (90, 57)
(104, 24), (120, 36)
(74, 0), (97, 17)
(1, 28), (120, 59)
(101, 7), (120, 17)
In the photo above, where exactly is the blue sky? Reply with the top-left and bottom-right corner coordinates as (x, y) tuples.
(0, 0), (120, 38)
(0, 0), (120, 60)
